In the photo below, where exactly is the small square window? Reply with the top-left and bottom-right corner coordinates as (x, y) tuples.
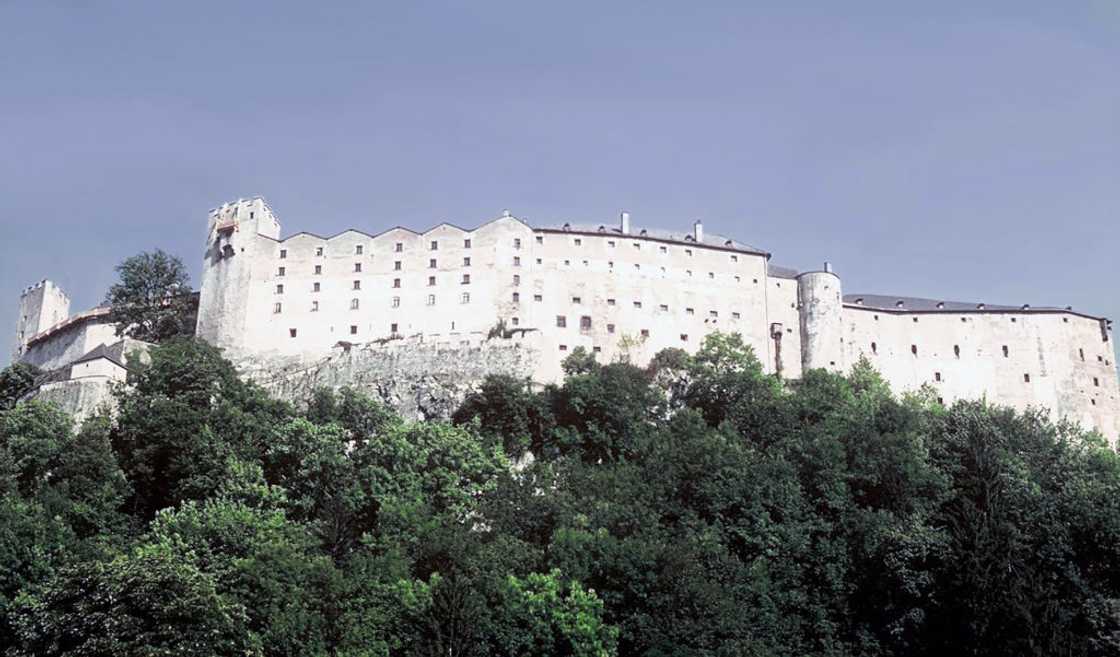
(395, 242), (403, 252)
(580, 316), (592, 330)
(461, 292), (470, 304)
(536, 235), (543, 244)
(608, 240), (616, 248)
(430, 240), (438, 251)
(659, 246), (667, 254)
(289, 328), (297, 338)
(393, 278), (401, 288)
(572, 296), (581, 304)
(574, 238), (582, 246)
(640, 329), (649, 337)
(313, 282), (321, 292)
(316, 247), (324, 257)
(556, 315), (567, 328)
(427, 294), (436, 306)
(708, 272), (714, 279)
(428, 276), (436, 286)
(353, 280), (361, 290)
(1024, 373), (1031, 382)
(351, 298), (360, 310)
(394, 261), (402, 270)
(278, 267), (286, 277)
(559, 344), (568, 351)
(279, 249), (287, 259)
(633, 243), (641, 250)
(680, 334), (688, 342)
(391, 322), (399, 333)
(429, 258), (437, 269)
(607, 323), (616, 334)
(315, 265), (322, 275)
(533, 294), (543, 302)
(462, 274), (471, 284)
(686, 308), (694, 315)
(464, 238), (472, 248)
(593, 345), (601, 353)
(659, 304), (669, 311)
(709, 310), (718, 318)
(730, 255), (738, 262)
(354, 263), (362, 273)
(512, 292), (520, 302)
(350, 325), (358, 335)
(685, 249), (692, 257)
(633, 301), (642, 308)
(356, 245), (364, 255)
(732, 312), (741, 320)
(607, 298), (616, 306)
(463, 257), (471, 267)
(275, 284), (284, 294)
(392, 296), (400, 308)
(511, 317), (520, 326)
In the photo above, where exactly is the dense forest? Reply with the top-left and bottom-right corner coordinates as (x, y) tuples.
(2, 332), (1120, 656)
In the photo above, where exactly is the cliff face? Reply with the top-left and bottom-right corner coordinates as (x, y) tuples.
(241, 331), (544, 421)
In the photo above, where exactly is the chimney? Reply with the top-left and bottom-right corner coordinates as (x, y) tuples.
(693, 220), (703, 243)
(620, 211), (631, 235)
(823, 261), (832, 273)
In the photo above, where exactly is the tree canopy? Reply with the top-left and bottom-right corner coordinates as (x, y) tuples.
(1, 332), (1119, 656)
(105, 249), (195, 342)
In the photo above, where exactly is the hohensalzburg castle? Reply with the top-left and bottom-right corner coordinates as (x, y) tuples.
(11, 197), (1120, 441)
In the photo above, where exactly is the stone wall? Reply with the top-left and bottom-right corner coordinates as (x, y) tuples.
(243, 330), (544, 421)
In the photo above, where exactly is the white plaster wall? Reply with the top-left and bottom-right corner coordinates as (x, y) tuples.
(841, 307), (1120, 442)
(20, 321), (118, 372)
(797, 271), (844, 373)
(12, 281), (70, 362)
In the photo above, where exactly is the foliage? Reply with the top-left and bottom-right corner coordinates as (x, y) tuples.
(105, 249), (195, 342)
(0, 363), (40, 411)
(4, 331), (1120, 656)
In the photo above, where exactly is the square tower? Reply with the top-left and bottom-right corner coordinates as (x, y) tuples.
(12, 280), (71, 363)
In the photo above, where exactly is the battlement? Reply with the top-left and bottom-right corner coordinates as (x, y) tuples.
(20, 279), (69, 301)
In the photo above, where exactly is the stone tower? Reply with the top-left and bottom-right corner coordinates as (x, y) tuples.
(195, 198), (280, 359)
(797, 264), (844, 372)
(11, 280), (71, 364)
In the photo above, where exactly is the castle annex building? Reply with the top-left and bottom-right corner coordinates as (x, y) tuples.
(12, 197), (1120, 441)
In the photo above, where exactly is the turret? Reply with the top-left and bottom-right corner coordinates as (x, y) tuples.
(196, 197), (279, 357)
(797, 263), (843, 372)
(12, 280), (71, 363)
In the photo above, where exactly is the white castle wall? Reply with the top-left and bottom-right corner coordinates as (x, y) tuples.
(12, 281), (71, 363)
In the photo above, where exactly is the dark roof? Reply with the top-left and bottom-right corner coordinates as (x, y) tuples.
(844, 294), (1109, 321)
(532, 222), (768, 256)
(767, 263), (799, 279)
(72, 341), (129, 369)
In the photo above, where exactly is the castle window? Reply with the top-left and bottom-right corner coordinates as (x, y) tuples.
(912, 317), (919, 323)
(607, 298), (616, 306)
(275, 284), (284, 294)
(356, 245), (363, 255)
(351, 298), (360, 310)
(685, 249), (692, 257)
(461, 292), (470, 304)
(313, 282), (321, 293)
(536, 235), (543, 244)
(732, 312), (741, 319)
(392, 296), (400, 308)
(350, 325), (358, 335)
(511, 317), (520, 326)
(428, 276), (436, 286)
(708, 272), (714, 279)
(514, 238), (522, 249)
(574, 238), (582, 246)
(430, 241), (438, 251)
(1024, 373), (1030, 382)
(1094, 377), (1101, 387)
(514, 256), (521, 267)
(730, 255), (738, 262)
(274, 303), (282, 314)
(911, 345), (918, 356)
(564, 259), (571, 266)
(559, 345), (568, 352)
(572, 296), (581, 304)
(871, 342), (877, 354)
(353, 280), (361, 290)
(393, 278), (401, 288)
(532, 294), (543, 302)
(1079, 348), (1085, 360)
(311, 301), (319, 312)
(395, 242), (403, 252)
(289, 328), (297, 338)
(608, 261), (613, 269)
(608, 240), (616, 248)
(512, 292), (520, 303)
(316, 247), (324, 257)
(634, 264), (641, 270)
(659, 304), (669, 312)
(954, 345), (960, 358)
(463, 257), (471, 267)
(583, 260), (589, 267)
(686, 270), (692, 277)
(536, 258), (542, 265)
(1002, 345), (1009, 357)
(1011, 317), (1017, 323)
(680, 334), (688, 342)
(395, 261), (402, 270)
(935, 372), (942, 382)
(427, 294), (436, 306)
(461, 274), (471, 284)
(633, 301), (642, 309)
(640, 329), (650, 337)
(686, 307), (694, 315)
(556, 315), (567, 328)
(607, 323), (615, 334)
(513, 275), (521, 286)
(315, 265), (322, 275)
(633, 243), (641, 250)
(580, 316), (592, 331)
(354, 263), (362, 273)
(659, 245), (667, 254)
(279, 249), (287, 259)
(429, 259), (437, 268)
(391, 322), (398, 333)
(278, 267), (286, 277)
(1098, 355), (1104, 362)
(464, 238), (472, 249)
(961, 317), (967, 322)
(709, 310), (718, 318)
(734, 276), (741, 283)
(593, 346), (601, 353)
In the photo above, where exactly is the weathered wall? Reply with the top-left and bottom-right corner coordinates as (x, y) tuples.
(841, 307), (1120, 442)
(12, 280), (70, 362)
(798, 270), (844, 372)
(28, 378), (118, 424)
(243, 331), (544, 420)
(20, 320), (117, 372)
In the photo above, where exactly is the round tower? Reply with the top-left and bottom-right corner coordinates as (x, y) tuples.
(797, 263), (844, 372)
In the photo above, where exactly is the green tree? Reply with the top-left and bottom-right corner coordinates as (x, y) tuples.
(105, 249), (195, 342)
(0, 363), (40, 411)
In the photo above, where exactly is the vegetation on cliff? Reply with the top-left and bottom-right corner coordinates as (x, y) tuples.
(1, 333), (1119, 656)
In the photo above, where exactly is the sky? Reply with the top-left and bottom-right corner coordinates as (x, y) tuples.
(1, 1), (1117, 365)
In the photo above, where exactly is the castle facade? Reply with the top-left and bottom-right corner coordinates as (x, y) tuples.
(12, 197), (1120, 440)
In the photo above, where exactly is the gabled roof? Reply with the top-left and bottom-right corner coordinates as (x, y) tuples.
(72, 341), (129, 370)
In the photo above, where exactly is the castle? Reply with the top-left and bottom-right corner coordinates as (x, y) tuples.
(11, 197), (1120, 441)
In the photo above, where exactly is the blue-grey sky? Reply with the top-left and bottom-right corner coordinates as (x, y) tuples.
(2, 1), (1117, 365)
